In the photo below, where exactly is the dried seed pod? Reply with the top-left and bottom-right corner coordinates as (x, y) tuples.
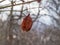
(21, 14), (32, 32)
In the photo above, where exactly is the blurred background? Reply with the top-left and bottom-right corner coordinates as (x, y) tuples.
(0, 0), (60, 45)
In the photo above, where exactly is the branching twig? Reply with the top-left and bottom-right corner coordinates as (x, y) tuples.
(0, 1), (35, 9)
(33, 3), (40, 22)
(18, 1), (24, 19)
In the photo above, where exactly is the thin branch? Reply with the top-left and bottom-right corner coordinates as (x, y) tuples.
(33, 3), (40, 22)
(0, 6), (42, 12)
(18, 1), (24, 19)
(0, 1), (35, 9)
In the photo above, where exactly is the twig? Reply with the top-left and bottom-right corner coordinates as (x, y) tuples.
(18, 1), (24, 19)
(0, 1), (35, 9)
(0, 6), (42, 12)
(33, 3), (40, 22)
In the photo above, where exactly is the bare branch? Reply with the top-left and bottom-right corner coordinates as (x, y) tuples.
(0, 1), (35, 9)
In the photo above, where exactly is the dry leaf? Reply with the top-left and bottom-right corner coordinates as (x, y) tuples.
(21, 14), (32, 32)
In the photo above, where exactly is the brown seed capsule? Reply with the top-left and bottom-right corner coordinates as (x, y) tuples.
(21, 14), (32, 32)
